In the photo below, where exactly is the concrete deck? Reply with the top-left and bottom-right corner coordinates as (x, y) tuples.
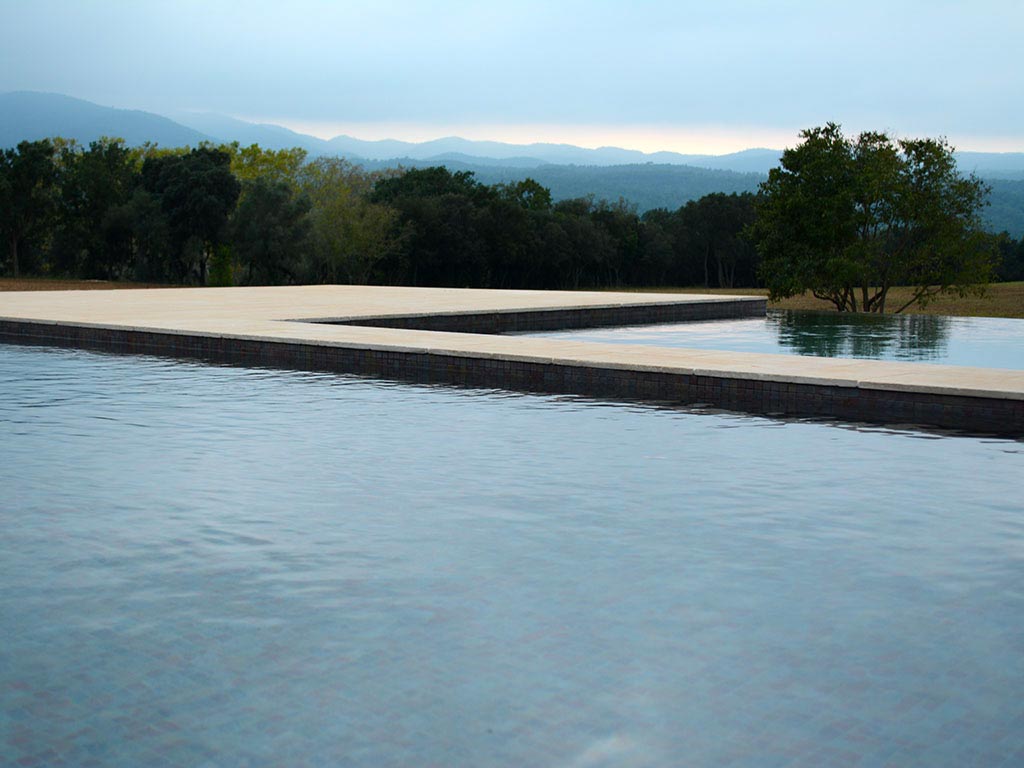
(2, 285), (1022, 434)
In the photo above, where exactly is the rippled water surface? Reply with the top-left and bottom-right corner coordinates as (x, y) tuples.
(2, 343), (1023, 767)
(534, 310), (1024, 368)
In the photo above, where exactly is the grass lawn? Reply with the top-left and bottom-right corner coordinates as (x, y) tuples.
(2, 277), (1022, 319)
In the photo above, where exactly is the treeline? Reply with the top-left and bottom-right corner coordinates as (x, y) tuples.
(2, 138), (1021, 288)
(0, 138), (395, 286)
(361, 158), (768, 214)
(367, 167), (760, 288)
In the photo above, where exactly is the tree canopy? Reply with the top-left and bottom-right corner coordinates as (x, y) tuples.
(142, 147), (241, 283)
(751, 124), (999, 312)
(51, 137), (138, 279)
(4, 132), (1021, 299)
(230, 176), (311, 285)
(0, 139), (57, 277)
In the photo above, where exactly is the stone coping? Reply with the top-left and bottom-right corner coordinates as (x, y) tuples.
(1, 285), (1022, 416)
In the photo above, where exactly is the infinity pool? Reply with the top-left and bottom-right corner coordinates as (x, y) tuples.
(2, 343), (1023, 767)
(532, 310), (1024, 369)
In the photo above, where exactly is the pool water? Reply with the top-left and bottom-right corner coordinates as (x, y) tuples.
(532, 310), (1024, 369)
(2, 344), (1023, 767)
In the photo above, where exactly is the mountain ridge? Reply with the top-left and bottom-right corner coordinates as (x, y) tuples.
(5, 91), (1024, 178)
(1, 91), (1022, 234)
(0, 91), (213, 150)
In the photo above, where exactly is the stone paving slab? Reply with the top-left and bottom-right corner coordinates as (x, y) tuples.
(2, 285), (1023, 418)
(0, 284), (751, 324)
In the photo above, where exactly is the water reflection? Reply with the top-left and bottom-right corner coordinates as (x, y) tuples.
(2, 344), (1023, 767)
(533, 310), (1024, 369)
(770, 310), (952, 362)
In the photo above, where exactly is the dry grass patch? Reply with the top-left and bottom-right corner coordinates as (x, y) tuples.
(1, 278), (173, 292)
(624, 283), (1024, 319)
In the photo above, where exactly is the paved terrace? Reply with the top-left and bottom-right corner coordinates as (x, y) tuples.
(1, 285), (1022, 435)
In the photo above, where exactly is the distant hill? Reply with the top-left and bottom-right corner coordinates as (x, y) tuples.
(320, 134), (784, 172)
(0, 91), (212, 148)
(984, 179), (1024, 236)
(167, 111), (329, 153)
(449, 161), (764, 211)
(0, 91), (780, 171)
(2, 91), (1021, 235)
(360, 156), (764, 211)
(7, 91), (1024, 175)
(954, 152), (1024, 181)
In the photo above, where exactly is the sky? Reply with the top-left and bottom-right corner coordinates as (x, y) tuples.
(2, 0), (1022, 154)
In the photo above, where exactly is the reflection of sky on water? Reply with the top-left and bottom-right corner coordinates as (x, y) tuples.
(534, 310), (1024, 369)
(3, 344), (1024, 767)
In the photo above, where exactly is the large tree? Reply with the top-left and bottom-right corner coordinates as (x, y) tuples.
(678, 192), (758, 289)
(370, 167), (493, 286)
(230, 176), (311, 285)
(298, 158), (399, 284)
(51, 137), (140, 279)
(0, 140), (57, 277)
(752, 124), (998, 312)
(142, 147), (240, 284)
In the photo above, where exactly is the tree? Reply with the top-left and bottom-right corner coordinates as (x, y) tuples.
(370, 167), (492, 286)
(142, 147), (240, 284)
(51, 137), (140, 279)
(550, 197), (616, 289)
(0, 140), (57, 277)
(371, 166), (486, 204)
(752, 123), (998, 312)
(116, 187), (172, 282)
(677, 192), (758, 289)
(226, 143), (307, 186)
(298, 157), (399, 284)
(230, 176), (311, 285)
(996, 234), (1024, 282)
(496, 178), (552, 212)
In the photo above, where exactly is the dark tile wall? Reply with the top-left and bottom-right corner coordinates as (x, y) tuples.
(2, 318), (1021, 436)
(322, 298), (767, 333)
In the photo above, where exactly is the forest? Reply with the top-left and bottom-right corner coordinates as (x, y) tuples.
(2, 137), (1022, 291)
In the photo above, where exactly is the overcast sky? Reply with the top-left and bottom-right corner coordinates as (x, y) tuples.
(2, 0), (1022, 153)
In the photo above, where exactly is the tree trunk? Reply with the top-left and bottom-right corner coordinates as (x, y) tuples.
(10, 234), (18, 278)
(200, 244), (209, 286)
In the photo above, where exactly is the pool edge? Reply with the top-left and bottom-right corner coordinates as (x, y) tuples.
(2, 316), (1021, 437)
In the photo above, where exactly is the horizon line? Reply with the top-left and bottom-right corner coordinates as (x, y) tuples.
(4, 91), (1024, 156)
(240, 116), (1024, 157)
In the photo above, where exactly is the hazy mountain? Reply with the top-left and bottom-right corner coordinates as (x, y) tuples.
(325, 134), (784, 171)
(0, 91), (212, 148)
(1, 92), (1021, 234)
(0, 93), (787, 172)
(955, 152), (1024, 180)
(662, 148), (784, 174)
(7, 92), (1024, 178)
(420, 152), (551, 168)
(170, 111), (331, 153)
(493, 163), (765, 210)
(322, 135), (610, 165)
(358, 156), (765, 212)
(984, 179), (1024, 236)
